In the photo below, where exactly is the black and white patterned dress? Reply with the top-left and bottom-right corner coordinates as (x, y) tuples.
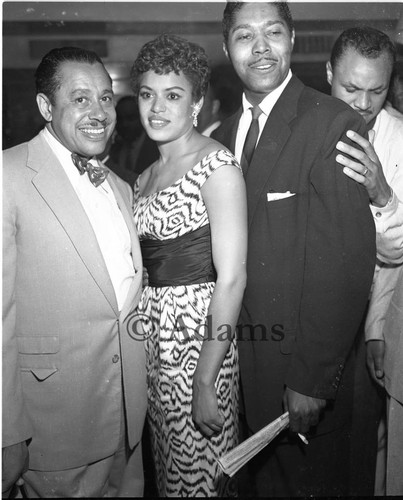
(133, 149), (240, 497)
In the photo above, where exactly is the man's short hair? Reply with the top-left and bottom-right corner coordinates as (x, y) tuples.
(35, 46), (108, 104)
(330, 26), (396, 70)
(222, 1), (294, 45)
(387, 62), (403, 111)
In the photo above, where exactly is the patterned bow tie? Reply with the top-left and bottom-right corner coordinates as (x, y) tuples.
(71, 153), (109, 187)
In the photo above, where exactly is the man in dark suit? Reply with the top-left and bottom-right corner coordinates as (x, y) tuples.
(212, 2), (376, 496)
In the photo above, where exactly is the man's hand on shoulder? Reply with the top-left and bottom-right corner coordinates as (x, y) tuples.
(283, 387), (326, 434)
(2, 441), (29, 497)
(336, 130), (392, 207)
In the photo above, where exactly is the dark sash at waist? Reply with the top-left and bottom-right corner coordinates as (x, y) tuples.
(140, 224), (216, 287)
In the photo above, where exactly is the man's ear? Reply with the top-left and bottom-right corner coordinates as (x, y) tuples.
(212, 99), (221, 117)
(326, 61), (333, 86)
(223, 42), (230, 61)
(290, 29), (295, 50)
(36, 93), (53, 122)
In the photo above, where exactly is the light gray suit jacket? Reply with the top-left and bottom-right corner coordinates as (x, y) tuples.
(2, 132), (147, 471)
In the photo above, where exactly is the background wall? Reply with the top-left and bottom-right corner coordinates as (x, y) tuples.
(3, 1), (403, 148)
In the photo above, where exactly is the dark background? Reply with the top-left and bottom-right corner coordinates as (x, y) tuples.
(3, 1), (403, 149)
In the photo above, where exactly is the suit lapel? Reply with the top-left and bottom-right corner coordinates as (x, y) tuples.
(245, 76), (303, 227)
(107, 174), (143, 319)
(29, 134), (119, 314)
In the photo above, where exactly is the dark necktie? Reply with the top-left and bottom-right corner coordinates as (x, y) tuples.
(71, 153), (109, 188)
(241, 106), (262, 174)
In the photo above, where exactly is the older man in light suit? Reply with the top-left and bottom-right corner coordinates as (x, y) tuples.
(2, 47), (146, 497)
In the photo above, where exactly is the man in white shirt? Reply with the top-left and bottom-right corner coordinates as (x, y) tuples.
(327, 26), (403, 496)
(2, 47), (147, 497)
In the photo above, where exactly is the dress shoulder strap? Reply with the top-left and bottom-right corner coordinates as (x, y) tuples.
(187, 149), (241, 190)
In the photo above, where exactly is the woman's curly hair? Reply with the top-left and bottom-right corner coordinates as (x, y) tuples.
(130, 34), (210, 102)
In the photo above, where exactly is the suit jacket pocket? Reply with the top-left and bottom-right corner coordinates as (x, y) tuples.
(18, 336), (59, 376)
(21, 367), (58, 381)
(266, 193), (298, 210)
(18, 336), (59, 354)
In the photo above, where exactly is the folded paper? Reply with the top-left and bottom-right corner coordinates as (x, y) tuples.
(217, 412), (290, 477)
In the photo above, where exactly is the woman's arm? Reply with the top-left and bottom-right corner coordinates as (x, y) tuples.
(192, 163), (247, 437)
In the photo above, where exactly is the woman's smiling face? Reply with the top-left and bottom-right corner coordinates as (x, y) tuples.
(138, 70), (196, 143)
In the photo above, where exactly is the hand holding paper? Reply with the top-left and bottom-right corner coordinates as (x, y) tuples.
(217, 412), (290, 477)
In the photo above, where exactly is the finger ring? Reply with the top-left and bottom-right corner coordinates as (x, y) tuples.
(363, 167), (369, 176)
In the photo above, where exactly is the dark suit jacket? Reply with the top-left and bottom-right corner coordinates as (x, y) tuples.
(213, 76), (376, 433)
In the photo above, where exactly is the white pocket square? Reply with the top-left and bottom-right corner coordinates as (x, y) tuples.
(267, 191), (296, 202)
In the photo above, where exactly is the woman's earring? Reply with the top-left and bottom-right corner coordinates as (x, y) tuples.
(191, 108), (199, 128)
(191, 102), (202, 128)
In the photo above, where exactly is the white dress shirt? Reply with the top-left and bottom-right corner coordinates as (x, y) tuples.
(235, 70), (293, 163)
(369, 107), (403, 247)
(42, 127), (135, 310)
(365, 107), (403, 341)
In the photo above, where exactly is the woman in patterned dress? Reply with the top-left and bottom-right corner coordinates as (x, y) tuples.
(130, 34), (247, 497)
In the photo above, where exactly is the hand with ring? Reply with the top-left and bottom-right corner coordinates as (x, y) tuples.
(336, 129), (392, 207)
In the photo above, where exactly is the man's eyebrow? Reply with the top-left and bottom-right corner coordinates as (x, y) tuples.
(370, 84), (388, 91)
(343, 82), (360, 89)
(70, 88), (113, 95)
(231, 20), (285, 33)
(344, 82), (386, 91)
